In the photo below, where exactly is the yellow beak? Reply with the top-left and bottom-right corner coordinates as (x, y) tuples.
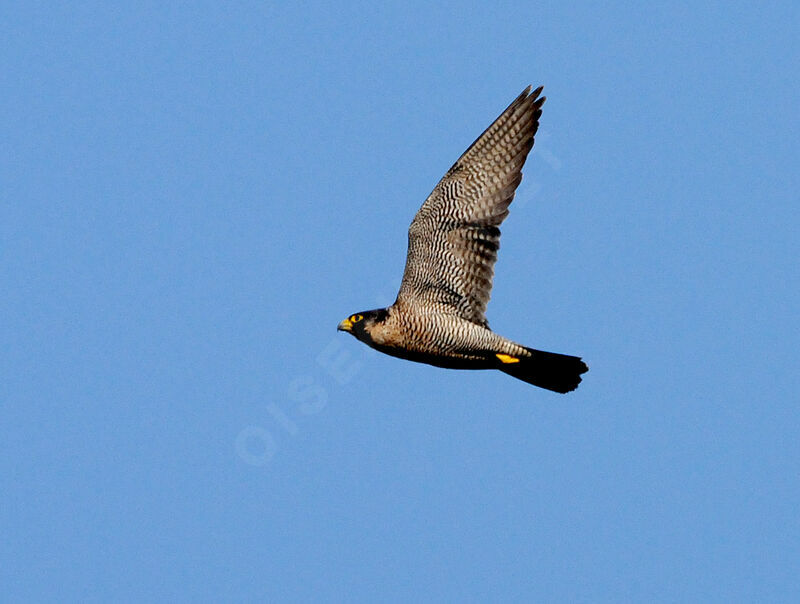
(337, 317), (353, 332)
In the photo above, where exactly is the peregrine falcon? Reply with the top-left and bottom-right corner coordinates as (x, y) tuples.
(338, 86), (588, 393)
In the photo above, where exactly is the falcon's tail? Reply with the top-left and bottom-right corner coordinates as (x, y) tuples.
(497, 347), (588, 393)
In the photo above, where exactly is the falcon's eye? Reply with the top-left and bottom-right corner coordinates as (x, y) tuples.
(350, 314), (364, 323)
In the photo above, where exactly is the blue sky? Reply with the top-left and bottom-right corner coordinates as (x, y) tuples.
(2, 1), (798, 601)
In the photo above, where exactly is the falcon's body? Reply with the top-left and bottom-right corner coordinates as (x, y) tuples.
(339, 86), (588, 393)
(359, 306), (526, 369)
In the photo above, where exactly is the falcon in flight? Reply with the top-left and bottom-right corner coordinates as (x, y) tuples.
(338, 86), (588, 393)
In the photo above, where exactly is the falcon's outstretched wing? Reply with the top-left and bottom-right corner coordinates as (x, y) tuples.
(395, 86), (544, 327)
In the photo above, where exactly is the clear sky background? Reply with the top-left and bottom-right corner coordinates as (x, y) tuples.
(2, 2), (798, 601)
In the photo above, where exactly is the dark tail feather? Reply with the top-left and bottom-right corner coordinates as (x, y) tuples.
(498, 347), (588, 393)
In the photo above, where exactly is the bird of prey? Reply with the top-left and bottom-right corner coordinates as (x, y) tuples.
(338, 86), (588, 393)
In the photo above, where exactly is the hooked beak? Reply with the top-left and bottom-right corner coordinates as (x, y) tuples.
(337, 317), (353, 332)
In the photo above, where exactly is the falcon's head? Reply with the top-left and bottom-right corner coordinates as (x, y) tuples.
(337, 308), (389, 345)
